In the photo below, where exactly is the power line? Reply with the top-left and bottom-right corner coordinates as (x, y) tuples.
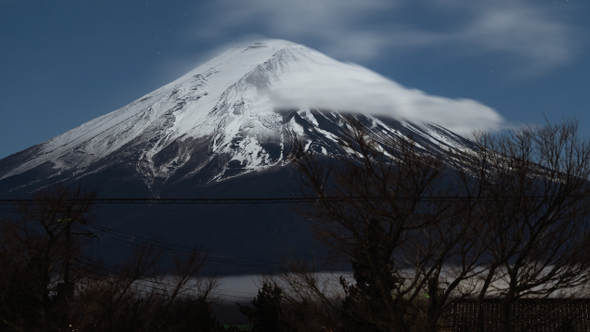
(0, 197), (314, 205)
(88, 226), (288, 271)
(92, 227), (342, 272)
(96, 233), (283, 271)
(90, 224), (285, 266)
(1, 195), (587, 206)
(77, 258), (257, 300)
(78, 257), (258, 295)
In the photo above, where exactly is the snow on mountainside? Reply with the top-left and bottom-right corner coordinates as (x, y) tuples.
(0, 40), (475, 193)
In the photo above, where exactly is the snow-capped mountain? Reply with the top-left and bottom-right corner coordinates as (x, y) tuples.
(0, 40), (479, 272)
(0, 40), (473, 196)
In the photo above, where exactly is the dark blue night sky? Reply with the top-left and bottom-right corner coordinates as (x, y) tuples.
(1, 0), (588, 159)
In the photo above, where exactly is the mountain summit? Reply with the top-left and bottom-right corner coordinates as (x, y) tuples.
(0, 39), (472, 196)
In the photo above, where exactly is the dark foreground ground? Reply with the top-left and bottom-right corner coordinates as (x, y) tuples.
(215, 303), (250, 325)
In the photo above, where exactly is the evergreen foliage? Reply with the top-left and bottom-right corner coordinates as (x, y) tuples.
(237, 281), (285, 332)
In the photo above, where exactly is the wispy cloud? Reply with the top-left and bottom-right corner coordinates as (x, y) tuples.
(268, 54), (506, 135)
(417, 0), (578, 75)
(189, 0), (579, 75)
(188, 0), (399, 61)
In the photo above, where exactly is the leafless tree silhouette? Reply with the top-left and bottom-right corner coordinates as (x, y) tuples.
(286, 117), (590, 332)
(0, 185), (221, 332)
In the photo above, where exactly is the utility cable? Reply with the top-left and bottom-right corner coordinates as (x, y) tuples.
(92, 232), (284, 271)
(90, 224), (286, 266)
(77, 258), (256, 300)
(90, 226), (342, 272)
(1, 195), (587, 206)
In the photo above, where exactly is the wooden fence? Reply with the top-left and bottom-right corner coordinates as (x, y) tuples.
(448, 299), (590, 332)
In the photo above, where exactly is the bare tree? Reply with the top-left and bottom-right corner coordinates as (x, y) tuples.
(452, 119), (590, 332)
(288, 117), (590, 332)
(0, 185), (222, 332)
(277, 254), (345, 332)
(0, 184), (96, 332)
(288, 118), (484, 332)
(71, 243), (220, 332)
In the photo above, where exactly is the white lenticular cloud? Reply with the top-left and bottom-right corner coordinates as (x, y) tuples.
(269, 59), (505, 135)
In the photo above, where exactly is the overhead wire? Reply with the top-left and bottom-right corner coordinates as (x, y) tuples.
(76, 258), (257, 300)
(0, 195), (377, 272)
(0, 194), (587, 206)
(0, 197), (315, 205)
(88, 227), (286, 271)
(96, 234), (281, 271)
(85, 223), (342, 272)
(90, 224), (286, 265)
